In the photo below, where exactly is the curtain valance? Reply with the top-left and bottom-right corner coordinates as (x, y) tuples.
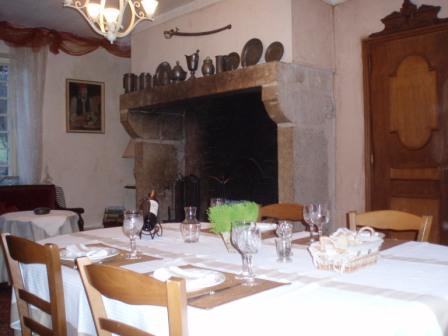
(0, 21), (130, 58)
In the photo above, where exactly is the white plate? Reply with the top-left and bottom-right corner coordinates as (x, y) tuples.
(153, 267), (226, 292)
(60, 247), (119, 261)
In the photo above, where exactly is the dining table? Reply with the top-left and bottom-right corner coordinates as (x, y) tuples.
(0, 210), (79, 283)
(9, 223), (448, 336)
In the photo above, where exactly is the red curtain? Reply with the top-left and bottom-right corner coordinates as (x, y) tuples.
(0, 21), (130, 58)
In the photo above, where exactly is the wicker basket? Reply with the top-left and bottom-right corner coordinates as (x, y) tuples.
(308, 227), (384, 273)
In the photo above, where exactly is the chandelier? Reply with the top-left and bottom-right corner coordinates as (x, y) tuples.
(63, 0), (159, 43)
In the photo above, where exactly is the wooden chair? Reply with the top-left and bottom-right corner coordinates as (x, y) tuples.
(0, 233), (67, 335)
(259, 203), (303, 222)
(77, 257), (188, 336)
(348, 210), (432, 242)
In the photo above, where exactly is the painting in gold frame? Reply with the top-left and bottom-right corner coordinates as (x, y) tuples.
(66, 79), (105, 133)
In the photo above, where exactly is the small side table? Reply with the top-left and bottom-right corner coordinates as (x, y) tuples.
(0, 210), (79, 283)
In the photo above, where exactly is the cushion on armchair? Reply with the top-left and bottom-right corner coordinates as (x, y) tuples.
(0, 202), (18, 215)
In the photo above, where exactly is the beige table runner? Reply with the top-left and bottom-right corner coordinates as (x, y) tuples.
(183, 266), (288, 310)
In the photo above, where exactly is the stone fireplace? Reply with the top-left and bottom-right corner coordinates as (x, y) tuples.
(120, 62), (334, 225)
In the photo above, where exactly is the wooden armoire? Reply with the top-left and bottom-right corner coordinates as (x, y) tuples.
(363, 0), (448, 244)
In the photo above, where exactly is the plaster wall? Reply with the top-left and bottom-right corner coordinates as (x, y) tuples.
(131, 0), (293, 73)
(333, 0), (448, 226)
(130, 0), (339, 227)
(292, 0), (335, 70)
(0, 41), (8, 54)
(42, 49), (134, 228)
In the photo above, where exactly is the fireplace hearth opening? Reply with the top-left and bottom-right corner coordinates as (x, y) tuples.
(177, 90), (278, 220)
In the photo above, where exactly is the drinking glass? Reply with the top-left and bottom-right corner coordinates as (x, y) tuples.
(275, 238), (292, 262)
(122, 209), (144, 259)
(275, 221), (293, 262)
(231, 221), (261, 286)
(303, 204), (318, 243)
(314, 203), (330, 239)
(276, 220), (293, 239)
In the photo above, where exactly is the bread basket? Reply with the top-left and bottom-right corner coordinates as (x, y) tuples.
(308, 227), (384, 273)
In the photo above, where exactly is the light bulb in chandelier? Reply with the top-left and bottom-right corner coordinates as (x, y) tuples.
(103, 7), (120, 23)
(86, 3), (101, 20)
(63, 0), (159, 44)
(141, 0), (158, 16)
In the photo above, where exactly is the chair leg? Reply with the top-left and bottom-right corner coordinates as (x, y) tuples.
(78, 215), (84, 231)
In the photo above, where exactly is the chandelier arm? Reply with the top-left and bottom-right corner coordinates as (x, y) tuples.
(115, 0), (126, 31)
(123, 0), (137, 34)
(98, 0), (107, 35)
(64, 3), (106, 37)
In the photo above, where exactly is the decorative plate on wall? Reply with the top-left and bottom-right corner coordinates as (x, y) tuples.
(241, 38), (263, 67)
(225, 52), (240, 70)
(265, 41), (284, 62)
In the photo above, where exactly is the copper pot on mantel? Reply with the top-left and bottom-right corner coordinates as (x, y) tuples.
(138, 72), (153, 90)
(202, 57), (215, 76)
(170, 61), (187, 83)
(123, 73), (138, 93)
(215, 55), (227, 73)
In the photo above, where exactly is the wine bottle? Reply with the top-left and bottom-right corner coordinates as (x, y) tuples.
(141, 190), (159, 235)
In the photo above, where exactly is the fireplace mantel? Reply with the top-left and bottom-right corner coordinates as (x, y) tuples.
(120, 62), (294, 134)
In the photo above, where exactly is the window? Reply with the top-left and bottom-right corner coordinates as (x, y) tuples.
(0, 63), (8, 176)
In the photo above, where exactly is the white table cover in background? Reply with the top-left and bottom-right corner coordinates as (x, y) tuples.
(0, 210), (79, 282)
(12, 224), (448, 336)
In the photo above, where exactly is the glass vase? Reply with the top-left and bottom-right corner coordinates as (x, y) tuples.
(180, 206), (201, 243)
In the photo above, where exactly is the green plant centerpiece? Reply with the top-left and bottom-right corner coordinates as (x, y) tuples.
(208, 201), (259, 251)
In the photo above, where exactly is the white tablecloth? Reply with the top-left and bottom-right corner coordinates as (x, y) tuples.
(0, 210), (79, 282)
(11, 224), (448, 336)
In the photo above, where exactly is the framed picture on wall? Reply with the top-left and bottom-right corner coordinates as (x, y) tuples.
(66, 79), (105, 133)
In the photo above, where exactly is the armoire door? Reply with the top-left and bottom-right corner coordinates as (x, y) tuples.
(363, 1), (448, 243)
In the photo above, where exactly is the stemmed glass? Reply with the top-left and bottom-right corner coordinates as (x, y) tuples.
(303, 204), (318, 243)
(304, 203), (330, 242)
(122, 209), (144, 259)
(231, 221), (261, 286)
(314, 203), (330, 240)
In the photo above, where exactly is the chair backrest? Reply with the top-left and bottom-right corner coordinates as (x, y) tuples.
(259, 203), (303, 222)
(0, 233), (67, 336)
(77, 257), (188, 336)
(348, 210), (432, 242)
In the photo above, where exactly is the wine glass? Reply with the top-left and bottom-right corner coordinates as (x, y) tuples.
(122, 209), (144, 259)
(231, 221), (261, 286)
(230, 222), (248, 280)
(314, 203), (330, 240)
(303, 204), (318, 243)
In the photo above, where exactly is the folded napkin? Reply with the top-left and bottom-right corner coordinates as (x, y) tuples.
(257, 223), (277, 232)
(63, 244), (111, 260)
(152, 266), (225, 292)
